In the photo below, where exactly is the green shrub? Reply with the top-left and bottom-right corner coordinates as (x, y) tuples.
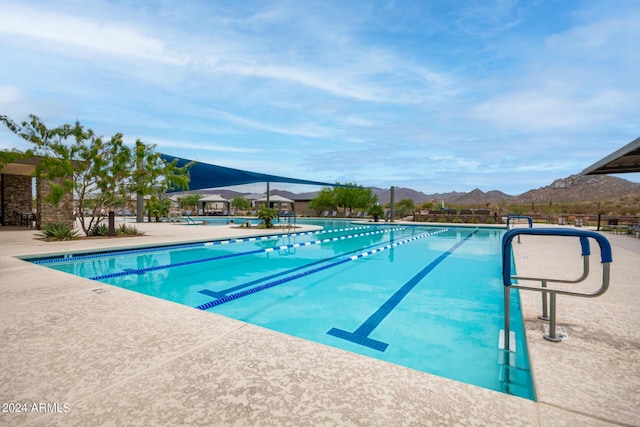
(257, 206), (278, 228)
(40, 223), (79, 241)
(91, 223), (109, 236)
(368, 205), (384, 222)
(116, 224), (145, 236)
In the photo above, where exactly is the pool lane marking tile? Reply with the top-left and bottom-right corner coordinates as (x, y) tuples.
(327, 230), (479, 352)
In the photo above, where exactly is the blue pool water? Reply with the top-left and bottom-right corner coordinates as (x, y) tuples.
(30, 221), (534, 400)
(197, 217), (350, 227)
(200, 216), (258, 226)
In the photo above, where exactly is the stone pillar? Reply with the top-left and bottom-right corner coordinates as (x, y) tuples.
(36, 177), (74, 229)
(1, 174), (32, 225)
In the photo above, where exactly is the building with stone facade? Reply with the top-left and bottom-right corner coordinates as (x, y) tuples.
(0, 157), (74, 229)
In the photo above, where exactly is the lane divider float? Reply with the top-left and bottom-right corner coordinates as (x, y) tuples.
(89, 226), (406, 281)
(196, 228), (451, 310)
(30, 225), (373, 264)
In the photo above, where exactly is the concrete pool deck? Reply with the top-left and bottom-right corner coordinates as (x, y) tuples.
(1, 221), (638, 426)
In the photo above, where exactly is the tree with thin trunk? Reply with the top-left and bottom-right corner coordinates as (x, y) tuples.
(1, 114), (191, 236)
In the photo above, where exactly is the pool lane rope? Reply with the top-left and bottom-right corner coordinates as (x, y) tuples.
(88, 226), (406, 281)
(30, 225), (373, 265)
(196, 227), (452, 311)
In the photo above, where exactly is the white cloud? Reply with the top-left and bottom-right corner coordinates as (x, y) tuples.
(0, 1), (455, 107)
(1, 1), (638, 195)
(216, 63), (383, 102)
(470, 86), (629, 130)
(0, 2), (188, 65)
(0, 86), (23, 110)
(454, 0), (527, 36)
(207, 109), (338, 139)
(133, 136), (263, 154)
(546, 13), (640, 59)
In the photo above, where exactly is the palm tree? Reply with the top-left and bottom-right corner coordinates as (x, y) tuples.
(257, 206), (278, 228)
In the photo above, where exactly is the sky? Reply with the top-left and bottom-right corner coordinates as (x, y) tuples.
(1, 0), (639, 196)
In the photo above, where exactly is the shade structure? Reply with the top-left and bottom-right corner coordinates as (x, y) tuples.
(255, 194), (295, 204)
(198, 194), (229, 203)
(255, 194), (295, 211)
(196, 194), (229, 215)
(0, 157), (40, 176)
(161, 154), (342, 192)
(581, 137), (640, 175)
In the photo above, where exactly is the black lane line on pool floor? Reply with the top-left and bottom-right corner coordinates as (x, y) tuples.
(199, 227), (431, 298)
(195, 228), (454, 311)
(327, 230), (479, 352)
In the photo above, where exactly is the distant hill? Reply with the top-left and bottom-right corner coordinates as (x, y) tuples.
(370, 175), (640, 205)
(369, 187), (431, 204)
(173, 174), (640, 208)
(368, 186), (512, 205)
(514, 174), (640, 203)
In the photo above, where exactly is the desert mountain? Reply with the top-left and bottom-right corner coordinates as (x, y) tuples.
(176, 174), (640, 206)
(514, 174), (640, 203)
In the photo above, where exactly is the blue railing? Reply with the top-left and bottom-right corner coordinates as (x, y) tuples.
(506, 215), (533, 229)
(502, 228), (612, 349)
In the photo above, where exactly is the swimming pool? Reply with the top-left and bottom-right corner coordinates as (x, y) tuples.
(200, 216), (258, 226)
(195, 216), (352, 227)
(29, 221), (534, 400)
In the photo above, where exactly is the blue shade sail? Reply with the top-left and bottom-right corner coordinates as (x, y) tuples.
(160, 154), (343, 191)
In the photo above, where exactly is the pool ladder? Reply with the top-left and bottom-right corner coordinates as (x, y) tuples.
(502, 228), (613, 350)
(278, 211), (296, 234)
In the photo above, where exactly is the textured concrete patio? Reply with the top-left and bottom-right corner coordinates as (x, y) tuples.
(1, 221), (638, 426)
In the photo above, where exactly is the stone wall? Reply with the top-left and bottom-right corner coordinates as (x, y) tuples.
(36, 177), (74, 229)
(1, 174), (33, 226)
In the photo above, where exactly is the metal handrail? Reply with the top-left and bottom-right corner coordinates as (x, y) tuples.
(506, 215), (533, 245)
(511, 234), (592, 320)
(502, 228), (612, 349)
(506, 215), (533, 229)
(277, 211), (296, 234)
